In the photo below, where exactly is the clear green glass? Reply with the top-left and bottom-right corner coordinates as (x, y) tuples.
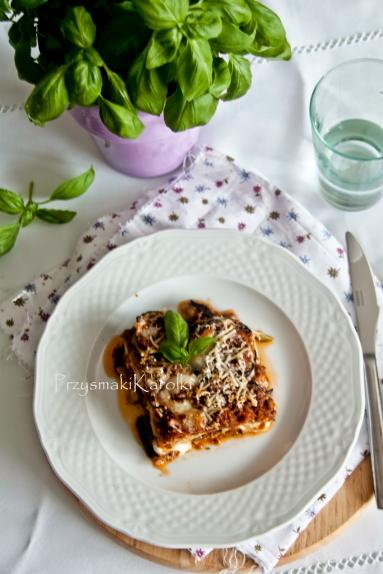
(309, 59), (383, 211)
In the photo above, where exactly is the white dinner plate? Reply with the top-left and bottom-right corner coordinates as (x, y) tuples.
(34, 229), (364, 548)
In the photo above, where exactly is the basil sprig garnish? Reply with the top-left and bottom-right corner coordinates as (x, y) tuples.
(159, 310), (216, 366)
(0, 166), (95, 257)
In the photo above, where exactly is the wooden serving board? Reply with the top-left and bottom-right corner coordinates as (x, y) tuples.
(64, 455), (374, 572)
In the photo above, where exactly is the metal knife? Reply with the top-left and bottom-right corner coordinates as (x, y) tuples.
(346, 231), (383, 509)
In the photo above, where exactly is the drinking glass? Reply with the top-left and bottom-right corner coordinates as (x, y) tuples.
(309, 59), (383, 211)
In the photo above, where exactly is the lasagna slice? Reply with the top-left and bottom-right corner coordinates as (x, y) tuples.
(112, 300), (276, 467)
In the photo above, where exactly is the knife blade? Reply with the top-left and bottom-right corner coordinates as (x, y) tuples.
(346, 231), (383, 509)
(346, 232), (380, 354)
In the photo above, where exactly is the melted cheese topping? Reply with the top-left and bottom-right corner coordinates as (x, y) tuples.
(113, 301), (276, 463)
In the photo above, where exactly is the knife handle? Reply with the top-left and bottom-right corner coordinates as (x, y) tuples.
(364, 354), (383, 509)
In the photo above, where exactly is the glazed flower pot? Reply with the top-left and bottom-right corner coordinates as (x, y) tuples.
(70, 107), (200, 178)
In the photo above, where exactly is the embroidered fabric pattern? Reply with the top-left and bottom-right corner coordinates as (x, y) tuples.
(279, 549), (383, 574)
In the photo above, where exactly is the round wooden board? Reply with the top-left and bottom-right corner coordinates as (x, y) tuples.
(63, 455), (373, 572)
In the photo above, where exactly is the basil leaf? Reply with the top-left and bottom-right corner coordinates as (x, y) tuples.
(84, 47), (104, 67)
(25, 66), (69, 126)
(0, 0), (11, 20)
(66, 60), (102, 106)
(36, 209), (77, 224)
(160, 62), (177, 84)
(9, 13), (36, 44)
(102, 70), (146, 133)
(0, 223), (20, 257)
(133, 0), (188, 30)
(20, 203), (37, 227)
(164, 87), (218, 131)
(273, 43), (292, 60)
(210, 57), (231, 98)
(188, 336), (216, 358)
(112, 1), (135, 13)
(65, 47), (84, 65)
(8, 21), (21, 48)
(99, 96), (144, 139)
(14, 42), (44, 84)
(128, 52), (167, 115)
(15, 13), (37, 45)
(185, 9), (222, 40)
(10, 15), (42, 82)
(247, 1), (291, 59)
(160, 311), (216, 365)
(146, 28), (181, 69)
(159, 340), (189, 365)
(164, 310), (189, 348)
(203, 0), (252, 26)
(18, 0), (48, 8)
(0, 189), (24, 214)
(49, 166), (95, 201)
(61, 6), (96, 49)
(211, 21), (255, 54)
(104, 69), (133, 108)
(177, 38), (212, 101)
(222, 55), (252, 100)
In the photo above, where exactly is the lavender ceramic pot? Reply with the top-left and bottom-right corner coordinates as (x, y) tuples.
(70, 107), (200, 178)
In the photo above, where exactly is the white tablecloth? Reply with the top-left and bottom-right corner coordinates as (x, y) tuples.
(1, 2), (383, 573)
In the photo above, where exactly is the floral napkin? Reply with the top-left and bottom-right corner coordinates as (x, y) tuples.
(1, 146), (381, 573)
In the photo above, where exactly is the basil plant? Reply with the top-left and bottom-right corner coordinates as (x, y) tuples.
(1, 0), (291, 138)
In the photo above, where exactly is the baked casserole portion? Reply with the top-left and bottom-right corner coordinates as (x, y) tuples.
(112, 300), (276, 467)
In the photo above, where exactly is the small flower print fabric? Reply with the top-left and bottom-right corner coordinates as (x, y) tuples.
(1, 146), (381, 573)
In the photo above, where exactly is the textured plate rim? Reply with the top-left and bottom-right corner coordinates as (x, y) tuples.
(34, 229), (365, 548)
